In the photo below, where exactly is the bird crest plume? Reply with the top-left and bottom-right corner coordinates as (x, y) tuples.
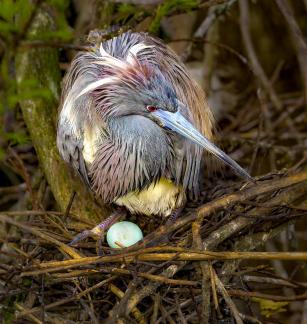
(65, 42), (155, 116)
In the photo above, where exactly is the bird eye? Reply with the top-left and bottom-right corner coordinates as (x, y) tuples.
(146, 105), (158, 112)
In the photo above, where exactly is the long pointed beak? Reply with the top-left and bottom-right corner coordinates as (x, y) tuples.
(152, 110), (253, 181)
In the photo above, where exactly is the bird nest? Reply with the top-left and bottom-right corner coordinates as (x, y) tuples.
(2, 163), (307, 323)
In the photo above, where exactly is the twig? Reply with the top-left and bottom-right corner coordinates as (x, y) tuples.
(199, 0), (232, 8)
(15, 303), (43, 324)
(0, 184), (26, 194)
(156, 295), (202, 324)
(102, 267), (198, 286)
(220, 222), (292, 284)
(175, 294), (188, 324)
(150, 294), (160, 324)
(195, 170), (307, 226)
(160, 303), (176, 324)
(110, 0), (229, 7)
(17, 276), (116, 318)
(209, 263), (219, 312)
(242, 275), (305, 288)
(14, 0), (44, 48)
(0, 210), (94, 226)
(191, 172), (307, 294)
(275, 0), (307, 106)
(125, 263), (186, 317)
(0, 213), (81, 259)
(51, 266), (198, 286)
(192, 221), (211, 321)
(79, 299), (99, 324)
(64, 191), (76, 223)
(109, 283), (146, 324)
(195, 0), (238, 37)
(228, 290), (307, 302)
(213, 269), (243, 324)
(302, 301), (307, 324)
(238, 312), (262, 324)
(20, 40), (90, 51)
(239, 0), (282, 110)
(7, 147), (37, 208)
(22, 251), (307, 275)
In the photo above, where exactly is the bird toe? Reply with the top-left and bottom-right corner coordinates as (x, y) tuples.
(68, 229), (93, 246)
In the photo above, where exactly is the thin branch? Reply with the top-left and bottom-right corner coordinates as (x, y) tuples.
(239, 0), (282, 110)
(213, 269), (243, 324)
(109, 284), (146, 324)
(17, 276), (116, 318)
(0, 213), (82, 259)
(228, 290), (307, 302)
(21, 251), (307, 275)
(275, 0), (307, 106)
(13, 0), (44, 48)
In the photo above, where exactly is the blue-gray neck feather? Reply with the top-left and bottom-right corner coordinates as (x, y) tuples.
(89, 115), (173, 202)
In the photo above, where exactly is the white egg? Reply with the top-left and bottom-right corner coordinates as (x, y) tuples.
(106, 221), (143, 248)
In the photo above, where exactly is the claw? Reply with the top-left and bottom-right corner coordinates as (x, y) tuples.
(166, 207), (183, 225)
(68, 230), (93, 246)
(68, 209), (125, 247)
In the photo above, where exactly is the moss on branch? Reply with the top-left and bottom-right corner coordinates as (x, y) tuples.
(15, 9), (109, 222)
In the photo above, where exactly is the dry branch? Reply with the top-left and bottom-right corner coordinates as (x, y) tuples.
(275, 0), (307, 106)
(239, 0), (282, 110)
(109, 283), (146, 324)
(25, 251), (307, 271)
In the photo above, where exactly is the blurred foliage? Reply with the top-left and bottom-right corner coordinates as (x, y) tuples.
(0, 0), (73, 160)
(116, 3), (143, 24)
(0, 0), (32, 35)
(149, 0), (199, 33)
(252, 297), (289, 318)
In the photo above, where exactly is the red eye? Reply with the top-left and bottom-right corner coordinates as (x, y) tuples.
(146, 105), (158, 112)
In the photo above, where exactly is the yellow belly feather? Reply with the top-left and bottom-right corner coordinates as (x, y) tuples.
(115, 178), (186, 216)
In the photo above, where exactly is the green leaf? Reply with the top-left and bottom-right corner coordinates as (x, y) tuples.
(14, 0), (33, 31)
(149, 0), (198, 34)
(5, 131), (30, 145)
(22, 278), (32, 287)
(0, 20), (18, 34)
(0, 0), (16, 21)
(118, 3), (137, 15)
(47, 0), (70, 11)
(252, 297), (288, 318)
(8, 88), (52, 106)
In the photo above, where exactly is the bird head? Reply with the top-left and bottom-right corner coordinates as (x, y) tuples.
(74, 43), (252, 181)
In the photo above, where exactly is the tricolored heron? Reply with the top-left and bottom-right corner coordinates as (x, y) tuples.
(57, 31), (251, 245)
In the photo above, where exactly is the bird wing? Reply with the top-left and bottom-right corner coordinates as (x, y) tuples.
(57, 52), (106, 186)
(57, 121), (89, 186)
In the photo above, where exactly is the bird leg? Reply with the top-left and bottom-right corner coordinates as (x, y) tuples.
(68, 208), (125, 247)
(165, 207), (184, 225)
(141, 207), (184, 247)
